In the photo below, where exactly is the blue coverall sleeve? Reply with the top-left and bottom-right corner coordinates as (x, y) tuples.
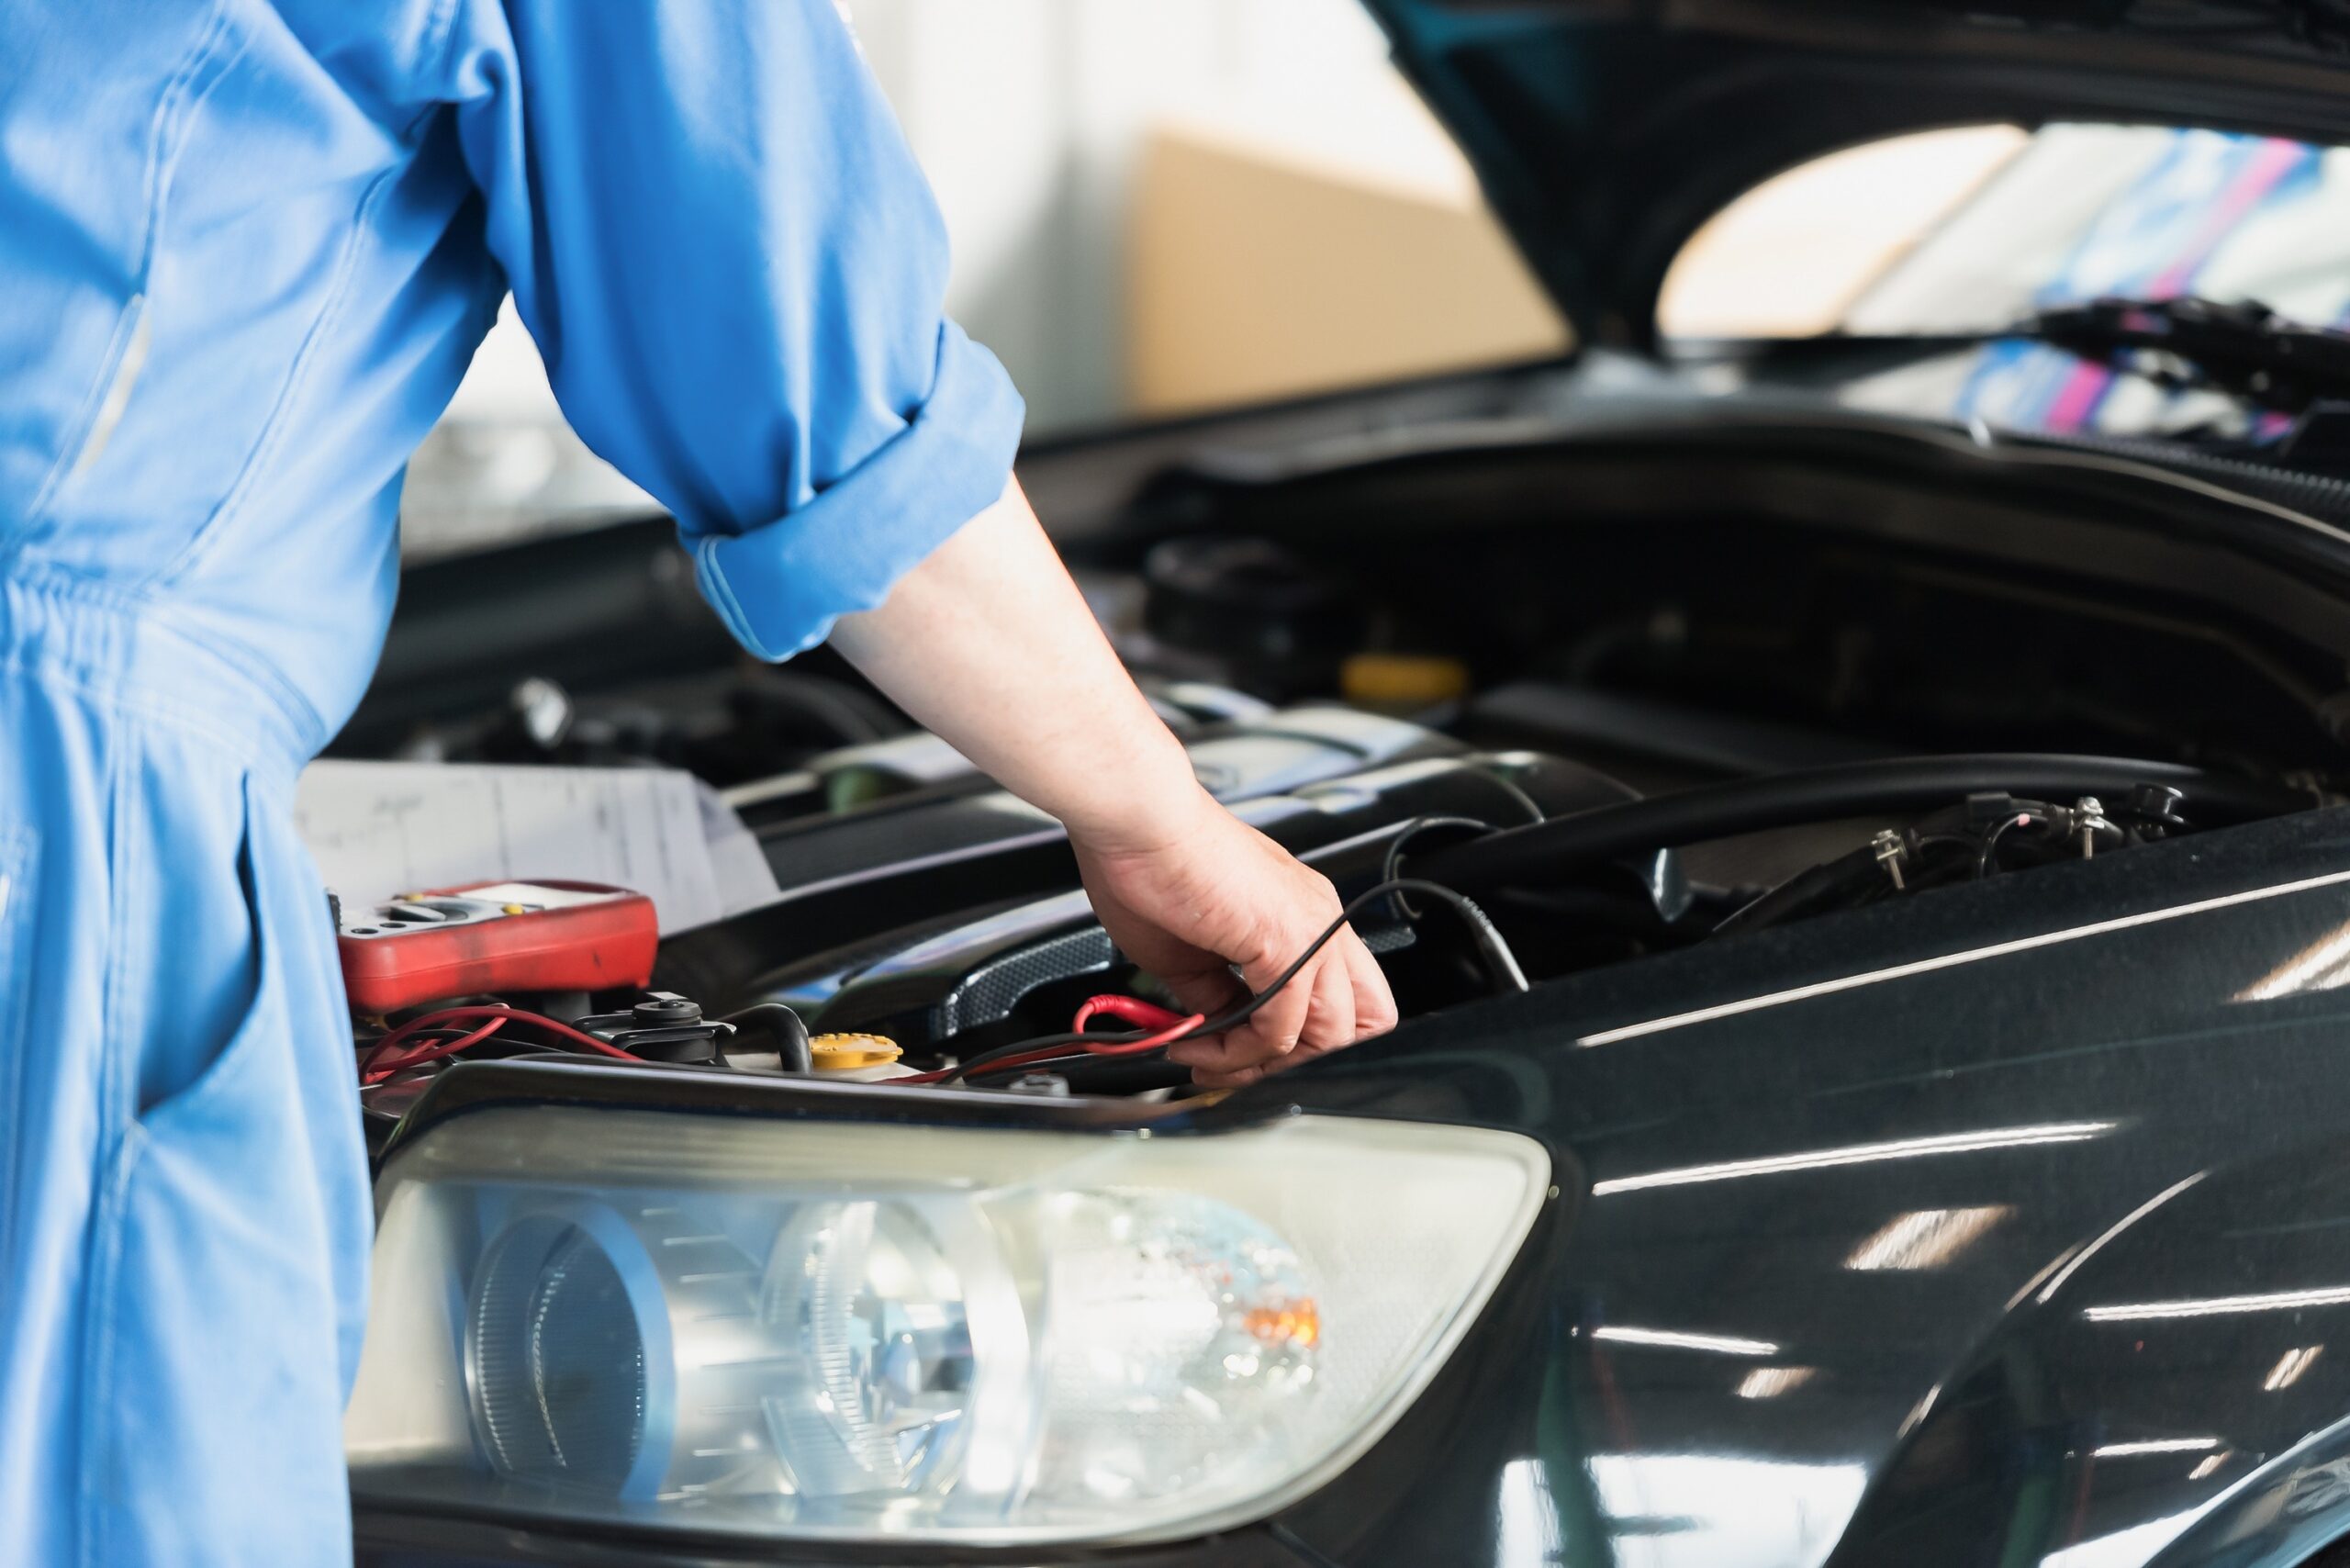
(448, 0), (1025, 660)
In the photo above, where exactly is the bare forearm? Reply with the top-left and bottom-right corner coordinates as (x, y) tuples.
(827, 479), (1206, 850)
(831, 477), (1396, 1079)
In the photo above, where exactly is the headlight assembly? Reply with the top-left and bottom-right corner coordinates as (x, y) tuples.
(345, 1104), (1547, 1546)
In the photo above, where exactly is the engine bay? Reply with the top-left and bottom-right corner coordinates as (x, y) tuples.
(342, 424), (2345, 1134)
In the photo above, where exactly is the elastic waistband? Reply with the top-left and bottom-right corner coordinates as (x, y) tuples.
(0, 571), (323, 780)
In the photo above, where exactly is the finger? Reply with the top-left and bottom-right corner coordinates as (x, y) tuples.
(1177, 1008), (1338, 1086)
(1165, 1035), (1232, 1070)
(1191, 1060), (1269, 1090)
(1297, 946), (1355, 1052)
(1178, 924), (1356, 1070)
(1152, 962), (1247, 1023)
(1236, 933), (1314, 1059)
(1260, 1028), (1337, 1080)
(1245, 936), (1389, 1080)
(1342, 932), (1398, 1039)
(1167, 1024), (1278, 1074)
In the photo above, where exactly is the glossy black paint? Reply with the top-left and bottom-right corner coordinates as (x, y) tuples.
(1267, 803), (2350, 1567)
(363, 803), (2350, 1566)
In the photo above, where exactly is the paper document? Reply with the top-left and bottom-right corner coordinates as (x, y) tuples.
(295, 760), (780, 934)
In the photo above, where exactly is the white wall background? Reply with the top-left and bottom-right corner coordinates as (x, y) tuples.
(840, 0), (1460, 429)
(400, 0), (1462, 554)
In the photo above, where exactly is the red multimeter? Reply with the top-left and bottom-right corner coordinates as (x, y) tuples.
(336, 879), (659, 1014)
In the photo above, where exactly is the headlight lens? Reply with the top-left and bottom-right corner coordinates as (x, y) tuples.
(346, 1106), (1546, 1546)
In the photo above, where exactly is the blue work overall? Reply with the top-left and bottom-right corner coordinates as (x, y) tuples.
(0, 4), (1022, 1561)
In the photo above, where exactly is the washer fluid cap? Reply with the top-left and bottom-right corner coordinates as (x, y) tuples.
(808, 1033), (902, 1070)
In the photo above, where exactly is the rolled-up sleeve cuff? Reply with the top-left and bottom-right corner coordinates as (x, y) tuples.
(691, 320), (1026, 661)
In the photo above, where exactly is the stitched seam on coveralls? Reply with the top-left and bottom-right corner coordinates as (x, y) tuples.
(0, 655), (290, 775)
(0, 570), (317, 771)
(74, 1126), (143, 1568)
(99, 727), (140, 1197)
(14, 0), (237, 540)
(151, 158), (407, 594)
(151, 0), (476, 603)
(0, 827), (33, 1332)
(65, 301), (151, 480)
(76, 724), (143, 1568)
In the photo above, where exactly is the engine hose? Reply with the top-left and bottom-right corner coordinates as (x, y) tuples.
(1404, 753), (2319, 895)
(721, 1002), (814, 1075)
(1709, 842), (1905, 936)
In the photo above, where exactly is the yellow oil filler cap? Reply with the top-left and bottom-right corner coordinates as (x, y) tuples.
(808, 1033), (903, 1070)
(1340, 652), (1472, 712)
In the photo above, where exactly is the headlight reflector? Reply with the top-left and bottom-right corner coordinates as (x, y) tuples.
(467, 1207), (656, 1495)
(347, 1107), (1546, 1545)
(763, 1197), (1009, 1502)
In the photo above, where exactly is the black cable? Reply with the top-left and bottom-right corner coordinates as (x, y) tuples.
(1382, 817), (1500, 884)
(1381, 817), (1503, 918)
(1169, 876), (1529, 1049)
(959, 1051), (1096, 1082)
(933, 1029), (1150, 1084)
(944, 875), (1529, 1085)
(1972, 808), (2043, 880)
(1408, 754), (2315, 895)
(722, 1002), (813, 1074)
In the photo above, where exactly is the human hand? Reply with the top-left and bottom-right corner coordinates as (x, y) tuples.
(1071, 790), (1398, 1087)
(828, 485), (1395, 1082)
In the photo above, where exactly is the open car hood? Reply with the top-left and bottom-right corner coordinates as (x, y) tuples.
(1359, 0), (2350, 349)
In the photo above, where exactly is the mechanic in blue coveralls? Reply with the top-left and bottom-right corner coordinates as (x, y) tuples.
(0, 5), (1399, 1562)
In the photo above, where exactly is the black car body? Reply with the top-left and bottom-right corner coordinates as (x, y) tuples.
(349, 4), (2350, 1563)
